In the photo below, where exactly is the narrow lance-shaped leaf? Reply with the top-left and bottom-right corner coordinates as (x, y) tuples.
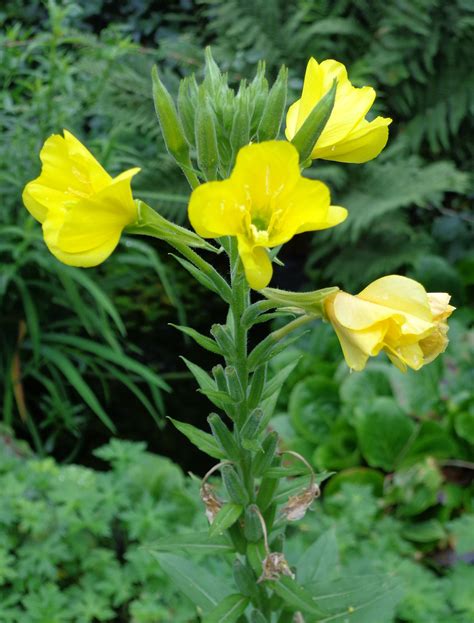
(168, 417), (225, 460)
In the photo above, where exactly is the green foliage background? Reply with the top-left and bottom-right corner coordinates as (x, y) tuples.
(0, 0), (473, 621)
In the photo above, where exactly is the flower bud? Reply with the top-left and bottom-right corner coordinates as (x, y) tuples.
(253, 432), (278, 477)
(151, 66), (190, 167)
(257, 66), (288, 141)
(233, 558), (257, 598)
(241, 408), (264, 440)
(195, 90), (219, 180)
(244, 504), (264, 542)
(208, 413), (239, 460)
(222, 464), (249, 505)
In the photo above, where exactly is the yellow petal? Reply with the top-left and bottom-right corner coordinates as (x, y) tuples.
(22, 182), (50, 223)
(359, 275), (432, 322)
(56, 168), (140, 253)
(419, 323), (449, 364)
(331, 291), (403, 331)
(188, 179), (246, 238)
(325, 293), (387, 370)
(62, 130), (112, 192)
(230, 141), (300, 210)
(427, 292), (455, 321)
(269, 178), (347, 245)
(237, 236), (273, 290)
(289, 58), (376, 147)
(311, 116), (391, 163)
(384, 342), (425, 371)
(44, 229), (122, 267)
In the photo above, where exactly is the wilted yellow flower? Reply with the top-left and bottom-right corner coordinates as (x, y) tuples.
(324, 275), (454, 372)
(188, 141), (347, 289)
(23, 130), (140, 266)
(286, 58), (392, 163)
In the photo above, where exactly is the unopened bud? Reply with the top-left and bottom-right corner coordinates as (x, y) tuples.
(257, 66), (288, 141)
(152, 66), (190, 166)
(195, 91), (219, 181)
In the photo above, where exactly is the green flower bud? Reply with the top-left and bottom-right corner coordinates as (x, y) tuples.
(233, 558), (257, 597)
(256, 478), (278, 511)
(208, 413), (239, 460)
(222, 464), (249, 505)
(257, 66), (288, 141)
(177, 75), (198, 146)
(195, 90), (219, 181)
(244, 504), (263, 542)
(247, 365), (267, 410)
(225, 366), (244, 402)
(151, 66), (190, 166)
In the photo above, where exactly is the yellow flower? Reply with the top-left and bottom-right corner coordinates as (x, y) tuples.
(22, 130), (140, 266)
(188, 141), (347, 289)
(286, 58), (392, 163)
(324, 275), (455, 372)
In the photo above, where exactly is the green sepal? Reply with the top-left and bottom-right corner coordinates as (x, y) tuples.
(203, 593), (250, 623)
(247, 365), (267, 410)
(222, 464), (249, 505)
(127, 201), (217, 252)
(261, 285), (339, 317)
(257, 65), (288, 141)
(170, 324), (221, 355)
(208, 413), (240, 460)
(290, 78), (337, 163)
(256, 477), (278, 511)
(233, 558), (258, 598)
(253, 432), (279, 477)
(168, 418), (225, 459)
(244, 504), (263, 542)
(195, 90), (219, 181)
(151, 66), (191, 166)
(209, 503), (243, 537)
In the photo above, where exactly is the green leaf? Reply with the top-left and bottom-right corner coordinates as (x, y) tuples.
(170, 324), (221, 354)
(44, 334), (169, 391)
(168, 418), (225, 459)
(289, 376), (340, 444)
(41, 346), (116, 432)
(209, 503), (243, 537)
(203, 593), (250, 623)
(297, 529), (338, 585)
(454, 411), (474, 444)
(356, 397), (415, 471)
(306, 574), (404, 623)
(153, 553), (229, 612)
(272, 576), (325, 616)
(402, 519), (446, 543)
(402, 420), (457, 464)
(149, 531), (233, 554)
(262, 358), (301, 401)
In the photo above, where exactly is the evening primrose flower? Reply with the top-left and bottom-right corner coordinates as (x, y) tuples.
(188, 141), (347, 289)
(286, 58), (392, 163)
(22, 130), (140, 266)
(324, 275), (454, 372)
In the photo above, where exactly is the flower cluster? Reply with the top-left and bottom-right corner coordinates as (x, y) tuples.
(22, 55), (453, 372)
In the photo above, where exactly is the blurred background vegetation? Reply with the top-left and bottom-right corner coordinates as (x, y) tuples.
(0, 1), (473, 621)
